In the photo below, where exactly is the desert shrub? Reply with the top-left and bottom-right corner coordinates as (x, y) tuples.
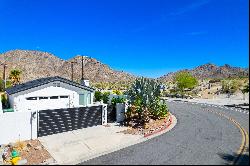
(111, 97), (126, 105)
(113, 89), (122, 95)
(221, 79), (241, 94)
(102, 91), (111, 104)
(94, 91), (103, 102)
(1, 94), (9, 109)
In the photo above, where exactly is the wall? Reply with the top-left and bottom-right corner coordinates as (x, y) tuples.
(0, 104), (106, 144)
(0, 111), (38, 144)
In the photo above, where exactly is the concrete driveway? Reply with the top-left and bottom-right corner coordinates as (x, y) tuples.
(39, 124), (143, 165)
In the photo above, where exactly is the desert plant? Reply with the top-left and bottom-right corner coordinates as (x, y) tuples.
(221, 79), (241, 94)
(1, 94), (9, 109)
(113, 89), (122, 95)
(241, 83), (249, 94)
(125, 77), (169, 126)
(102, 91), (111, 104)
(241, 83), (249, 100)
(111, 97), (126, 105)
(94, 91), (103, 102)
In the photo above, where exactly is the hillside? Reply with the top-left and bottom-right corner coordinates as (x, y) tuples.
(158, 63), (249, 82)
(0, 50), (136, 83)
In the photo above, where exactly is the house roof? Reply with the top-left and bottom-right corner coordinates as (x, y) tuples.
(6, 76), (95, 95)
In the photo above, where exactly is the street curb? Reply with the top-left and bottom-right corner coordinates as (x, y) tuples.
(64, 113), (177, 165)
(144, 115), (173, 138)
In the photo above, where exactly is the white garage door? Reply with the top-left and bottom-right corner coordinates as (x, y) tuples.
(25, 96), (70, 111)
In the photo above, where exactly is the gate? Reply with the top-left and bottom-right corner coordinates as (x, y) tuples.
(38, 105), (102, 137)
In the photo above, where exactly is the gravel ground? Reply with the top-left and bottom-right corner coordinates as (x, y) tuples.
(79, 101), (249, 165)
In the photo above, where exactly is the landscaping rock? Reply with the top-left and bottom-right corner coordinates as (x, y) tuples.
(26, 143), (32, 148)
(8, 142), (15, 148)
(40, 158), (55, 165)
(34, 146), (43, 151)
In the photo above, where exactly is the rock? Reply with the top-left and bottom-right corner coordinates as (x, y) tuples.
(8, 142), (15, 148)
(26, 143), (32, 148)
(40, 158), (55, 165)
(34, 146), (42, 150)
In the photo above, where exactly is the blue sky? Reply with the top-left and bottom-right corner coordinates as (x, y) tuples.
(0, 0), (249, 78)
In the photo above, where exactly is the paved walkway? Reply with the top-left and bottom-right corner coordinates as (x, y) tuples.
(39, 116), (177, 165)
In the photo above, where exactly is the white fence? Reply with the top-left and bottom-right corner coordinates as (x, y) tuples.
(0, 111), (38, 145)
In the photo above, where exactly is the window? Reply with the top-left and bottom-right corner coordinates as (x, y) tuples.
(79, 94), (85, 105)
(39, 97), (48, 100)
(50, 96), (59, 99)
(87, 93), (91, 104)
(60, 96), (69, 99)
(26, 97), (37, 100)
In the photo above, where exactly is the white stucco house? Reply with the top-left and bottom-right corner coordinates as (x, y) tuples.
(5, 76), (95, 112)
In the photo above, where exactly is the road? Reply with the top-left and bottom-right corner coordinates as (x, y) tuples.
(79, 101), (249, 165)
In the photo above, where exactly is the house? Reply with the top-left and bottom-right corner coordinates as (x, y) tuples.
(5, 76), (95, 112)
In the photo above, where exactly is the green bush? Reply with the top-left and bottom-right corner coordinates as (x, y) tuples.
(94, 91), (103, 102)
(111, 97), (126, 105)
(102, 92), (111, 104)
(1, 94), (9, 109)
(0, 79), (12, 92)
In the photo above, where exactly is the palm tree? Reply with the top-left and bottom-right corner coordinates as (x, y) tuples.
(9, 69), (22, 86)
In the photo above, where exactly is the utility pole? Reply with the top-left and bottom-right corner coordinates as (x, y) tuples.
(70, 61), (77, 82)
(3, 64), (7, 90)
(1, 63), (7, 90)
(81, 56), (84, 81)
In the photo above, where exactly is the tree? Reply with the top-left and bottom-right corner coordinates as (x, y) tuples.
(9, 69), (22, 86)
(174, 72), (198, 93)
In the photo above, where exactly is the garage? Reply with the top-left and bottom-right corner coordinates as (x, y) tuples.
(5, 76), (95, 112)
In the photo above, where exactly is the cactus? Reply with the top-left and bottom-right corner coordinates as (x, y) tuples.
(125, 77), (168, 125)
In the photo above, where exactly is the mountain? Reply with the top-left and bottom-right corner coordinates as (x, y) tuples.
(0, 50), (248, 84)
(158, 63), (249, 82)
(0, 50), (136, 83)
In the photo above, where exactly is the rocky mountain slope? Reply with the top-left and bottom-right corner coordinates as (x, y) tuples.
(158, 63), (249, 82)
(0, 50), (136, 83)
(0, 50), (248, 84)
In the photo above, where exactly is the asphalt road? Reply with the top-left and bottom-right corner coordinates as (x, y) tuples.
(79, 101), (249, 165)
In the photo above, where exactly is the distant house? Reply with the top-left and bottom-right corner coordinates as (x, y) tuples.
(5, 76), (95, 112)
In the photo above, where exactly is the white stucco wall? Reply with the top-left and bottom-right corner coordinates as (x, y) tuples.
(11, 85), (94, 112)
(0, 111), (38, 144)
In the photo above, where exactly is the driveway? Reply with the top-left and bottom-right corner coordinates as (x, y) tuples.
(39, 124), (143, 164)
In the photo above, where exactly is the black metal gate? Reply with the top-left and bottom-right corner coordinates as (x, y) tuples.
(38, 106), (102, 137)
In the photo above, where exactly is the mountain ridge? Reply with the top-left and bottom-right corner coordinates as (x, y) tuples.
(0, 49), (248, 84)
